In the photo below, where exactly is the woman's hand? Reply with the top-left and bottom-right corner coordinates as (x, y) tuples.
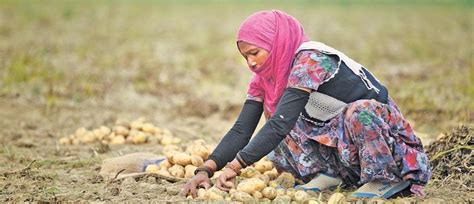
(181, 171), (211, 198)
(215, 167), (238, 192)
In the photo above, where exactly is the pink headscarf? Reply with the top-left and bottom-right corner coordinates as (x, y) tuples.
(237, 10), (309, 117)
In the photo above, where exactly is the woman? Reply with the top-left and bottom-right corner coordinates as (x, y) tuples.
(181, 10), (431, 199)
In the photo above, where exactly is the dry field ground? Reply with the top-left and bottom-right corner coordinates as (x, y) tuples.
(0, 0), (472, 203)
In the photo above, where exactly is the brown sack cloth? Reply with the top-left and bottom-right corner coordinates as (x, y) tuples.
(100, 152), (164, 180)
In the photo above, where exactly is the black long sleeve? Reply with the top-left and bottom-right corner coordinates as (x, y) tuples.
(208, 100), (263, 170)
(238, 88), (310, 166)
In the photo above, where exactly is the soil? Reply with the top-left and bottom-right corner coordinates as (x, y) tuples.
(0, 98), (472, 203)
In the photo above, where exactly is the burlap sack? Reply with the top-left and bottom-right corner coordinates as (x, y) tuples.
(100, 152), (164, 180)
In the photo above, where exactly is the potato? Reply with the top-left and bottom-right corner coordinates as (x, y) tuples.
(189, 144), (210, 160)
(160, 135), (174, 146)
(294, 190), (308, 202)
(286, 188), (296, 199)
(197, 188), (207, 199)
(159, 159), (172, 170)
(132, 132), (147, 144)
(255, 161), (273, 174)
(185, 165), (197, 178)
(145, 164), (160, 173)
(80, 131), (96, 143)
(130, 120), (144, 130)
(262, 187), (277, 200)
(304, 199), (322, 204)
(236, 178), (266, 194)
(275, 172), (295, 188)
(172, 137), (182, 144)
(263, 168), (279, 180)
(156, 169), (172, 177)
(252, 191), (263, 199)
(168, 165), (185, 178)
(141, 123), (156, 134)
(276, 188), (286, 196)
(327, 192), (345, 204)
(272, 195), (292, 203)
(240, 167), (260, 178)
(75, 127), (87, 137)
(172, 152), (192, 166)
(268, 180), (279, 188)
(114, 125), (129, 136)
(164, 150), (178, 164)
(254, 174), (270, 185)
(230, 191), (254, 202)
(207, 187), (226, 201)
(59, 137), (71, 145)
(191, 155), (204, 166)
(110, 135), (126, 145)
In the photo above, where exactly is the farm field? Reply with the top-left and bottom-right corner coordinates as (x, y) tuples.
(0, 0), (472, 203)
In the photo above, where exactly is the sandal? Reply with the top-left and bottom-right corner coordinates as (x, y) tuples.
(350, 180), (411, 199)
(295, 173), (342, 191)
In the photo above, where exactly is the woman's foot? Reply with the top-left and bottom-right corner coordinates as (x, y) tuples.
(350, 180), (411, 199)
(295, 173), (342, 191)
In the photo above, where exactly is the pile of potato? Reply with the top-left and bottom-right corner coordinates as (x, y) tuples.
(58, 118), (181, 146)
(145, 139), (215, 179)
(184, 156), (333, 203)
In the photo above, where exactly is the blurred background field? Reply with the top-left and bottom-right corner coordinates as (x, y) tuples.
(0, 0), (472, 202)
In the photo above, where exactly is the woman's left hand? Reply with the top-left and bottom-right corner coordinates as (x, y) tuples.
(215, 167), (237, 192)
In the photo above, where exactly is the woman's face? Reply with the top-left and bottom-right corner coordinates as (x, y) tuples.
(237, 41), (270, 72)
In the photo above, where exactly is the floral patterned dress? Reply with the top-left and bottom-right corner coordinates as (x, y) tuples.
(248, 50), (432, 196)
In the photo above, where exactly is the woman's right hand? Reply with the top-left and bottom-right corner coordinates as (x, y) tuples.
(180, 171), (212, 198)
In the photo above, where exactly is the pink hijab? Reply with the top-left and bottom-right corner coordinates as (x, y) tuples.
(237, 10), (309, 117)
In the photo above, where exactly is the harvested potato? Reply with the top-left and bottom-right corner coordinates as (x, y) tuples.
(145, 164), (160, 173)
(59, 137), (71, 145)
(263, 168), (279, 180)
(275, 172), (295, 188)
(236, 178), (266, 194)
(229, 189), (237, 195)
(230, 191), (254, 202)
(197, 188), (207, 199)
(164, 150), (178, 164)
(268, 180), (279, 188)
(252, 191), (263, 199)
(168, 165), (185, 178)
(286, 188), (296, 199)
(191, 155), (204, 166)
(255, 161), (273, 174)
(132, 132), (147, 144)
(130, 120), (144, 130)
(254, 174), (270, 185)
(304, 199), (322, 204)
(156, 169), (172, 177)
(172, 152), (192, 166)
(207, 187), (226, 201)
(189, 144), (210, 160)
(294, 190), (308, 202)
(110, 135), (126, 145)
(240, 167), (260, 178)
(114, 125), (129, 136)
(160, 135), (174, 146)
(75, 127), (87, 137)
(159, 159), (172, 170)
(141, 123), (155, 134)
(262, 187), (277, 200)
(272, 195), (292, 203)
(276, 188), (286, 196)
(185, 165), (197, 178)
(80, 131), (95, 143)
(327, 192), (345, 204)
